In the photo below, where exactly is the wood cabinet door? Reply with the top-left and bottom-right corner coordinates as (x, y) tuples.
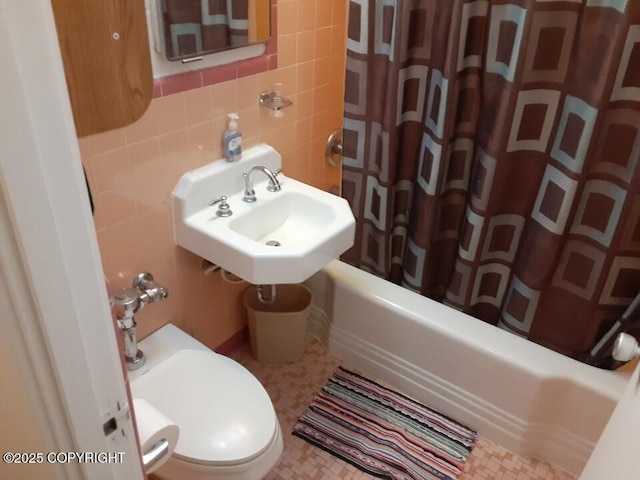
(51, 0), (153, 137)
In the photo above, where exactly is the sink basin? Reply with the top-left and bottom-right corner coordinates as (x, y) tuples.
(172, 144), (355, 284)
(228, 190), (335, 245)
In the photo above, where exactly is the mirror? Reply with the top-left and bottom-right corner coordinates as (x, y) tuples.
(158, 0), (271, 62)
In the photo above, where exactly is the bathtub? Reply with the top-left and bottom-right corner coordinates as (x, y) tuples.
(304, 260), (632, 475)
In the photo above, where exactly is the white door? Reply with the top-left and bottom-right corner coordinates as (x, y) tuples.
(580, 361), (640, 479)
(0, 1), (143, 479)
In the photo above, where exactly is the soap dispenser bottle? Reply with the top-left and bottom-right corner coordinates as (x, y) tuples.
(223, 113), (242, 162)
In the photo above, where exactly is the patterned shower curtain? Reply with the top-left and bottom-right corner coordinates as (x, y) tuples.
(341, 0), (640, 365)
(163, 0), (249, 59)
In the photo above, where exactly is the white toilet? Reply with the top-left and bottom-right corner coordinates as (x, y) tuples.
(129, 324), (283, 480)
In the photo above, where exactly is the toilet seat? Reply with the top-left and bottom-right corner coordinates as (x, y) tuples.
(131, 348), (278, 467)
(157, 425), (283, 480)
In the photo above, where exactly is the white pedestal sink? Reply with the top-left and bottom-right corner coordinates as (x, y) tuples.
(172, 144), (355, 284)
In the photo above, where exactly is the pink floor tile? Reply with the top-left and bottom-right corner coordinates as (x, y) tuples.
(230, 337), (576, 480)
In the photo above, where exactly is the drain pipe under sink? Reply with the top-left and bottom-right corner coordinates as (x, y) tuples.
(255, 239), (280, 304)
(256, 284), (277, 305)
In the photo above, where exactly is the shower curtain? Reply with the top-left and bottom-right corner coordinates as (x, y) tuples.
(163, 0), (249, 59)
(341, 0), (640, 365)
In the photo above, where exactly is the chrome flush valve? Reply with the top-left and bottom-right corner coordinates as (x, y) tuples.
(134, 272), (169, 303)
(111, 272), (168, 371)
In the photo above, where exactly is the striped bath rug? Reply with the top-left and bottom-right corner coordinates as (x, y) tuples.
(292, 367), (477, 480)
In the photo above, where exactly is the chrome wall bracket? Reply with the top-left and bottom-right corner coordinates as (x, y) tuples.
(259, 90), (292, 117)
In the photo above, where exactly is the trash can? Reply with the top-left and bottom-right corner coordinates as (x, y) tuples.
(243, 284), (313, 363)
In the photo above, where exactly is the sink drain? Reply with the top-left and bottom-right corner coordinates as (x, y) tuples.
(266, 240), (281, 247)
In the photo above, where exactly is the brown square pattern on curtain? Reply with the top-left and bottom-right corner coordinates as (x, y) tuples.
(341, 0), (640, 366)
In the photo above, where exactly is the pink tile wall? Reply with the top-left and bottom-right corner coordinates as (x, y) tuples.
(81, 0), (347, 351)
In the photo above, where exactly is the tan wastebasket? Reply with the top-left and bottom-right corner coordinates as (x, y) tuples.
(243, 284), (313, 363)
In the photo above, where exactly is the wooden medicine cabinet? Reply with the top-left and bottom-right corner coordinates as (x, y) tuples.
(51, 0), (153, 138)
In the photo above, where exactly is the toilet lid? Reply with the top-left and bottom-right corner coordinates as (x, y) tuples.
(131, 349), (278, 466)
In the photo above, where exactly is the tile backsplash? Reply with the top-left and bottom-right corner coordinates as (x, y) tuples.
(81, 0), (347, 350)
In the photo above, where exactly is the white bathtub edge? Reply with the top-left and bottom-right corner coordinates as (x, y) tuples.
(304, 260), (632, 475)
(327, 324), (592, 475)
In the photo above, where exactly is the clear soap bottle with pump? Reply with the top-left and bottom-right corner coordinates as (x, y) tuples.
(223, 113), (242, 162)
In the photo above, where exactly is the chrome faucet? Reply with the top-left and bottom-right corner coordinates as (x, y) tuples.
(242, 166), (281, 203)
(111, 272), (168, 371)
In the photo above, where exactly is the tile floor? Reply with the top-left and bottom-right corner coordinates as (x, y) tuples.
(229, 336), (577, 480)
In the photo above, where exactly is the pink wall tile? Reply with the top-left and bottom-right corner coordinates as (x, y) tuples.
(296, 31), (315, 63)
(211, 81), (238, 118)
(154, 94), (188, 135)
(184, 86), (214, 125)
(125, 104), (160, 144)
(237, 56), (270, 78)
(84, 0), (347, 352)
(235, 76), (260, 111)
(297, 0), (316, 33)
(313, 57), (331, 87)
(315, 27), (333, 59)
(296, 91), (314, 119)
(273, 65), (296, 96)
(187, 121), (217, 169)
(237, 107), (260, 143)
(276, 34), (296, 68)
(160, 129), (191, 186)
(277, 1), (297, 36)
(96, 185), (138, 228)
(91, 148), (130, 192)
(152, 81), (163, 99)
(202, 64), (238, 86)
(159, 71), (203, 96)
(267, 54), (278, 70)
(332, 0), (348, 25)
(129, 138), (161, 177)
(315, 0), (334, 28)
(296, 61), (314, 93)
(89, 128), (126, 155)
(265, 35), (277, 55)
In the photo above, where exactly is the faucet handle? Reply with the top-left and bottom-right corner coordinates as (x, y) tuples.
(208, 195), (226, 206)
(208, 195), (233, 217)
